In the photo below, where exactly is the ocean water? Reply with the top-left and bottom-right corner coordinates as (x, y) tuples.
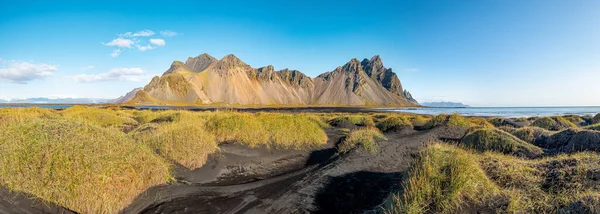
(380, 107), (600, 118)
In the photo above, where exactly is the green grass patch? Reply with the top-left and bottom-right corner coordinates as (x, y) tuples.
(0, 118), (171, 213)
(338, 127), (387, 153)
(385, 144), (499, 214)
(531, 116), (577, 131)
(584, 123), (600, 131)
(422, 114), (472, 129)
(510, 126), (552, 144)
(376, 116), (413, 132)
(461, 128), (543, 158)
(329, 115), (375, 127)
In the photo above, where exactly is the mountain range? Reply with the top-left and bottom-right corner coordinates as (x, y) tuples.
(122, 54), (419, 106)
(421, 101), (470, 108)
(0, 98), (110, 104)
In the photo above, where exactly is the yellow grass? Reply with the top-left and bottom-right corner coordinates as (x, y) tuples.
(0, 107), (57, 125)
(61, 106), (138, 129)
(0, 118), (171, 213)
(338, 127), (387, 153)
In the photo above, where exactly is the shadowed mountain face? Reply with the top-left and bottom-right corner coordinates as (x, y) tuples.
(125, 54), (419, 106)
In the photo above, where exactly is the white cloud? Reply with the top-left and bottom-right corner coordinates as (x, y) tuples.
(160, 30), (179, 37)
(137, 44), (155, 51)
(103, 38), (134, 48)
(72, 68), (151, 83)
(110, 49), (122, 57)
(0, 61), (57, 84)
(132, 30), (155, 37)
(81, 65), (95, 70)
(149, 39), (165, 46)
(405, 68), (420, 72)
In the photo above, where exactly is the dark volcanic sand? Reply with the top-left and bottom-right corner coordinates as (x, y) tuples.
(0, 125), (469, 214)
(121, 126), (466, 214)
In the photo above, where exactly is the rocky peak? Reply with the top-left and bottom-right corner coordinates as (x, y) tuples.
(276, 69), (313, 88)
(341, 58), (363, 73)
(252, 65), (276, 81)
(361, 55), (385, 80)
(185, 53), (217, 73)
(163, 61), (187, 75)
(403, 90), (418, 104)
(212, 54), (251, 75)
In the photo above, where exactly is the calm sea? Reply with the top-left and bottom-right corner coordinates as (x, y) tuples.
(380, 107), (600, 118)
(1, 105), (599, 118)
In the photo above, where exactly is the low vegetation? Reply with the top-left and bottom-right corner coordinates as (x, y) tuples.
(0, 118), (171, 213)
(329, 115), (375, 127)
(531, 116), (577, 131)
(61, 106), (138, 129)
(376, 116), (413, 132)
(386, 143), (600, 214)
(510, 126), (552, 144)
(385, 144), (498, 214)
(461, 128), (543, 158)
(422, 114), (472, 129)
(338, 127), (387, 153)
(0, 107), (57, 125)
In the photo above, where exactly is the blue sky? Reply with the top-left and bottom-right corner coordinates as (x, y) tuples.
(0, 0), (599, 106)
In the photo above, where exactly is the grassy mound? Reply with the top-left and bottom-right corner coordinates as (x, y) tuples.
(61, 106), (137, 129)
(461, 128), (543, 158)
(408, 115), (430, 127)
(329, 115), (375, 127)
(385, 144), (498, 213)
(562, 115), (587, 126)
(386, 144), (600, 213)
(376, 116), (413, 132)
(593, 113), (600, 124)
(531, 116), (577, 131)
(422, 114), (472, 130)
(338, 127), (387, 153)
(206, 112), (328, 149)
(488, 117), (529, 128)
(0, 118), (171, 213)
(0, 108), (57, 125)
(540, 129), (600, 153)
(142, 119), (218, 170)
(510, 126), (552, 144)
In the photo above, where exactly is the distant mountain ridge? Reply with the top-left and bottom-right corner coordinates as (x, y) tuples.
(0, 97), (110, 104)
(422, 101), (469, 107)
(123, 53), (419, 106)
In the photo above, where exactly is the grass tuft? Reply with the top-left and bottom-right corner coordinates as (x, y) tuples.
(422, 114), (472, 129)
(376, 116), (413, 132)
(0, 108), (57, 125)
(531, 116), (577, 131)
(461, 128), (543, 158)
(338, 127), (387, 153)
(385, 143), (498, 214)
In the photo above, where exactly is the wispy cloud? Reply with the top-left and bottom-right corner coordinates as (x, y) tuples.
(103, 38), (134, 48)
(104, 30), (176, 57)
(110, 49), (122, 58)
(81, 65), (95, 70)
(137, 44), (155, 51)
(71, 68), (151, 83)
(149, 39), (165, 46)
(405, 68), (419, 73)
(160, 30), (179, 37)
(132, 30), (155, 37)
(0, 60), (57, 84)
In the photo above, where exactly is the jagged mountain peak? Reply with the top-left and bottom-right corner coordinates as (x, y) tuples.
(163, 61), (187, 75)
(185, 53), (217, 73)
(341, 58), (363, 73)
